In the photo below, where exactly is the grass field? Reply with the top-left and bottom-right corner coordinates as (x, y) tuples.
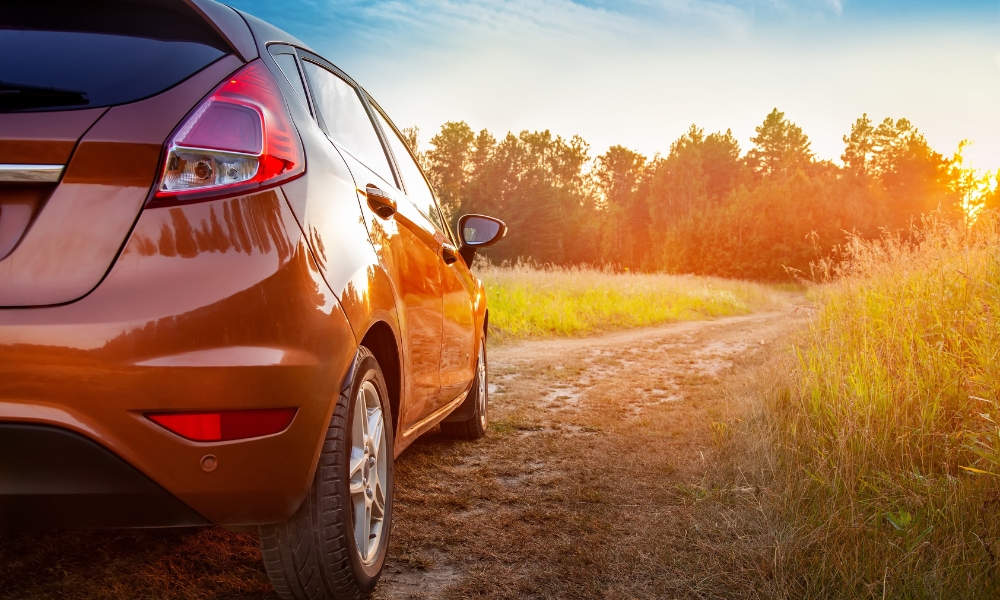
(478, 262), (784, 341)
(725, 215), (1000, 597)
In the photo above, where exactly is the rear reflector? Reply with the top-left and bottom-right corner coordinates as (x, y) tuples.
(153, 59), (304, 203)
(147, 408), (297, 442)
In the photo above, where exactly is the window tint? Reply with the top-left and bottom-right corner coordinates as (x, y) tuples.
(271, 52), (308, 109)
(373, 110), (449, 236)
(300, 61), (394, 185)
(0, 2), (228, 113)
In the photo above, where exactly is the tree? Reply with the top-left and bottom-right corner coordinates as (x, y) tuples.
(458, 129), (593, 265)
(425, 121), (475, 218)
(868, 117), (959, 227)
(700, 129), (743, 201)
(595, 145), (648, 268)
(641, 126), (744, 269)
(400, 126), (420, 155)
(413, 112), (968, 279)
(842, 114), (875, 177)
(951, 142), (998, 227)
(746, 108), (813, 177)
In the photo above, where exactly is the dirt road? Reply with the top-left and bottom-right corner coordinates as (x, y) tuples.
(377, 303), (810, 599)
(0, 301), (809, 599)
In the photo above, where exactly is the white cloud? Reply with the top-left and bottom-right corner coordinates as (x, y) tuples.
(326, 0), (753, 46)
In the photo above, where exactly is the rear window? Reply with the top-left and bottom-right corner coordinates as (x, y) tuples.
(0, 1), (230, 113)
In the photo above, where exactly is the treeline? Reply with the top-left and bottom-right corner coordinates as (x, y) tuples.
(403, 109), (999, 280)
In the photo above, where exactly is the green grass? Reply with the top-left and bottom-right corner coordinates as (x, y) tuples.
(751, 215), (1000, 597)
(479, 262), (783, 341)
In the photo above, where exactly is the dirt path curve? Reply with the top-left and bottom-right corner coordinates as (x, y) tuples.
(376, 299), (812, 600)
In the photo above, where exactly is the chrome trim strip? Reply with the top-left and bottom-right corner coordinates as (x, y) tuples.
(0, 164), (65, 183)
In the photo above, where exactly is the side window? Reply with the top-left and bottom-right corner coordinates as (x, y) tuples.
(300, 61), (394, 185)
(270, 51), (308, 109)
(373, 109), (450, 238)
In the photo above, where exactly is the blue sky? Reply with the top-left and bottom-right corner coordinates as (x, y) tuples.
(228, 0), (1000, 169)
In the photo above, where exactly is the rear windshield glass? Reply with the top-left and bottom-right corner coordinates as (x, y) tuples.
(1, 2), (230, 113)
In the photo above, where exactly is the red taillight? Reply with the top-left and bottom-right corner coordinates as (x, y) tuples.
(153, 60), (304, 203)
(147, 408), (297, 442)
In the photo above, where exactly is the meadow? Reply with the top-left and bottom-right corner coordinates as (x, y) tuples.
(726, 214), (1000, 597)
(478, 261), (784, 341)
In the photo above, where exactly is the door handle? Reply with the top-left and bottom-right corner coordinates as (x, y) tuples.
(365, 185), (396, 219)
(442, 243), (459, 265)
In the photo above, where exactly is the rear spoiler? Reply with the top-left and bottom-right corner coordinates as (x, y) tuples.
(183, 0), (258, 62)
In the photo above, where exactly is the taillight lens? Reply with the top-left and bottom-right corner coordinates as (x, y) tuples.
(153, 60), (304, 203)
(147, 408), (297, 442)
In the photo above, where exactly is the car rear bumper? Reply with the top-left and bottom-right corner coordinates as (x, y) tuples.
(0, 189), (357, 527)
(0, 423), (209, 529)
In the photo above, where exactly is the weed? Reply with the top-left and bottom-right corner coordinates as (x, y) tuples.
(738, 214), (1000, 596)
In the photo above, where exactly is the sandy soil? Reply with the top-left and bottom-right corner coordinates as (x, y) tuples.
(0, 300), (811, 599)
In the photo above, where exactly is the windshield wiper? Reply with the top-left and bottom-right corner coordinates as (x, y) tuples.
(0, 81), (88, 111)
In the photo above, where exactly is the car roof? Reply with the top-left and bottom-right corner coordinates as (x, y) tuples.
(230, 7), (316, 55)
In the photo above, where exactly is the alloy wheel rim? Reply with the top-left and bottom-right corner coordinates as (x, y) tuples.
(349, 380), (387, 566)
(477, 342), (487, 429)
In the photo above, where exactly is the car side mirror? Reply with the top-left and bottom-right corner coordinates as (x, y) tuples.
(457, 214), (507, 265)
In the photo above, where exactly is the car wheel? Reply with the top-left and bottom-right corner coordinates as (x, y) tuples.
(441, 337), (488, 440)
(259, 346), (393, 600)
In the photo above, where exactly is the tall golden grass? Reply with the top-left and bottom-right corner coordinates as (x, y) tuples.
(477, 261), (783, 341)
(749, 214), (1000, 596)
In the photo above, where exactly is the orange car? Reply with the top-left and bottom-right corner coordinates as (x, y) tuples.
(0, 1), (505, 597)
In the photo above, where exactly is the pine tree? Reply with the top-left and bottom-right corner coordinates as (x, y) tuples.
(746, 108), (813, 177)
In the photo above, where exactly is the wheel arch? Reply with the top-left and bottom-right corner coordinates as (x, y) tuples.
(359, 320), (401, 438)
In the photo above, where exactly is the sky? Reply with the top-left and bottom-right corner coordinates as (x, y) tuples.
(227, 0), (1000, 170)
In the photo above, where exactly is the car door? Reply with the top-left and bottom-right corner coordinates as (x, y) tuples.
(298, 56), (445, 429)
(370, 106), (478, 409)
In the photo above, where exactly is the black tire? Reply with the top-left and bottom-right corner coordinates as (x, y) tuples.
(259, 346), (394, 600)
(441, 337), (488, 440)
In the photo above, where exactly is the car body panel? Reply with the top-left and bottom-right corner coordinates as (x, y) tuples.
(0, 109), (106, 165)
(440, 258), (479, 403)
(355, 94), (482, 414)
(0, 54), (243, 307)
(0, 190), (355, 524)
(337, 151), (446, 433)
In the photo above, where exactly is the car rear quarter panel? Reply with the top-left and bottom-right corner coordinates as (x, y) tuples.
(254, 44), (411, 452)
(0, 189), (356, 525)
(278, 126), (407, 454)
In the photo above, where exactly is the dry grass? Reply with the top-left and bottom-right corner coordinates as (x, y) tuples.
(478, 261), (785, 342)
(0, 527), (271, 599)
(724, 214), (1000, 597)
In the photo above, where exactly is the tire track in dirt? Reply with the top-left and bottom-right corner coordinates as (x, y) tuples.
(376, 300), (812, 599)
